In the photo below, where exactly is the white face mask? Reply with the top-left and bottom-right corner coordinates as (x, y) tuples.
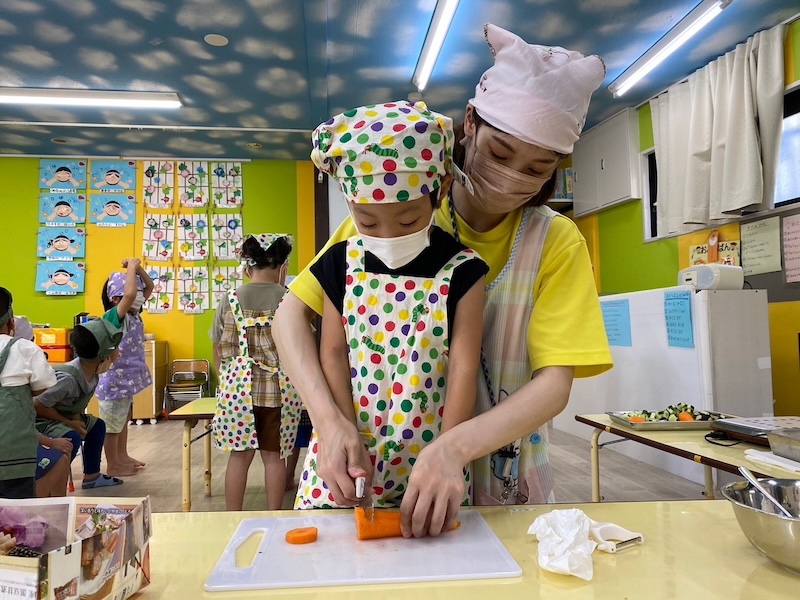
(357, 214), (434, 270)
(131, 290), (145, 311)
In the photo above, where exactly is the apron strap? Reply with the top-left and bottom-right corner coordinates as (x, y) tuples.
(0, 337), (20, 371)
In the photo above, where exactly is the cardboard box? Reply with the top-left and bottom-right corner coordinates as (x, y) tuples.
(0, 496), (151, 600)
(43, 346), (74, 364)
(33, 328), (72, 348)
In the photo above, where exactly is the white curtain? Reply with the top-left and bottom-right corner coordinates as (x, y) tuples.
(650, 23), (787, 237)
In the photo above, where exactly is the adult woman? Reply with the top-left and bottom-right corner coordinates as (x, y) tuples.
(274, 23), (612, 536)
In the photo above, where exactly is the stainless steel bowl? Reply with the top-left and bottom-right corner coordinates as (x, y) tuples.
(721, 478), (800, 574)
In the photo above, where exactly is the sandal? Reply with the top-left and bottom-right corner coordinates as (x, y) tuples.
(82, 474), (123, 489)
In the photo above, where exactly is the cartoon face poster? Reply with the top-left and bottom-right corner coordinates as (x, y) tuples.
(142, 160), (175, 208)
(39, 159), (87, 192)
(143, 213), (175, 261)
(210, 162), (243, 208)
(36, 262), (85, 295)
(37, 227), (86, 260)
(211, 213), (243, 261)
(144, 265), (175, 314)
(90, 160), (136, 192)
(39, 193), (86, 225)
(90, 194), (136, 226)
(177, 266), (209, 313)
(178, 161), (209, 208)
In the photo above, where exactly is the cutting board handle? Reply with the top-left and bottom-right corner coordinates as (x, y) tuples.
(204, 521), (274, 590)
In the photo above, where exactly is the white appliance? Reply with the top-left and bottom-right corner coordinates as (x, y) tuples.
(553, 286), (773, 486)
(678, 264), (744, 290)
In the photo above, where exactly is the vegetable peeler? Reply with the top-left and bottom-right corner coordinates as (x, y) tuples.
(588, 519), (643, 553)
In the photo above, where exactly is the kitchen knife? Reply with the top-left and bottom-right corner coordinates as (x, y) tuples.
(355, 476), (374, 522)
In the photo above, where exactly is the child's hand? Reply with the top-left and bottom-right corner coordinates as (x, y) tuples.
(48, 437), (73, 455)
(126, 258), (141, 270)
(70, 419), (88, 438)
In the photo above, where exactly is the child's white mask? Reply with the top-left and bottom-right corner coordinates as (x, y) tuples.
(131, 290), (145, 311)
(356, 214), (434, 270)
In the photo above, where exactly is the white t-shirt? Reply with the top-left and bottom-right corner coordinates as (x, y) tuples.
(0, 334), (57, 390)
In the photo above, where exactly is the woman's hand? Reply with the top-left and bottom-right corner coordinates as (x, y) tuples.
(400, 436), (466, 538)
(315, 417), (373, 505)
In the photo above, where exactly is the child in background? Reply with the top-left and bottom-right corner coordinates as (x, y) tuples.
(210, 234), (300, 510)
(0, 287), (58, 499)
(97, 258), (154, 477)
(295, 101), (489, 509)
(35, 319), (124, 489)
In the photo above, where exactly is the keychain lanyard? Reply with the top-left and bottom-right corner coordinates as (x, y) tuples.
(448, 195), (526, 504)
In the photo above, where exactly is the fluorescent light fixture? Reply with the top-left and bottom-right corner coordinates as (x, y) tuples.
(0, 88), (182, 109)
(412, 0), (460, 92)
(608, 0), (733, 98)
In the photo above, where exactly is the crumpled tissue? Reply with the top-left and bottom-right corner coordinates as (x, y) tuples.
(528, 508), (597, 581)
(528, 509), (643, 581)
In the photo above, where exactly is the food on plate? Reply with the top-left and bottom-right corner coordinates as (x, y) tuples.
(0, 506), (48, 549)
(285, 527), (318, 545)
(622, 403), (721, 423)
(0, 532), (16, 555)
(354, 507), (461, 540)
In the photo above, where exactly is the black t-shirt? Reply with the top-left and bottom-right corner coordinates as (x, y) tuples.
(310, 227), (489, 336)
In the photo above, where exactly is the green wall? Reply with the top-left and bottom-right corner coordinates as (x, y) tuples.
(0, 158), (85, 325)
(598, 200), (678, 294)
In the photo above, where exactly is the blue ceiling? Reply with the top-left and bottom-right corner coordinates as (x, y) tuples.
(0, 0), (796, 160)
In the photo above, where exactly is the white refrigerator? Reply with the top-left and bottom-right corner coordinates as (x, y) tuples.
(552, 286), (773, 485)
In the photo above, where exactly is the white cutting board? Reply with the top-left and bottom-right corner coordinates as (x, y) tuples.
(204, 510), (521, 591)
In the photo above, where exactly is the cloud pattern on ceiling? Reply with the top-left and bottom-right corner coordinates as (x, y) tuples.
(0, 0), (796, 159)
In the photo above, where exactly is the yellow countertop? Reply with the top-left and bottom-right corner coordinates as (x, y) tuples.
(139, 501), (798, 599)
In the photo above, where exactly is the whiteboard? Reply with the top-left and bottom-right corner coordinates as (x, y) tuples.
(553, 285), (710, 484)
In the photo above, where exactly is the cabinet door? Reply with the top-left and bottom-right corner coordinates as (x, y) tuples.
(571, 132), (599, 216)
(597, 111), (633, 206)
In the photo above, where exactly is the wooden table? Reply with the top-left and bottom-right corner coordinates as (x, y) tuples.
(576, 413), (798, 502)
(138, 501), (799, 598)
(168, 397), (216, 511)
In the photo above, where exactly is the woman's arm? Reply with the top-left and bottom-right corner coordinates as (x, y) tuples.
(441, 278), (484, 433)
(401, 365), (574, 538)
(320, 293), (357, 425)
(273, 292), (370, 504)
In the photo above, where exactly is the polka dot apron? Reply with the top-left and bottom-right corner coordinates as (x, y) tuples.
(213, 290), (302, 458)
(296, 237), (479, 508)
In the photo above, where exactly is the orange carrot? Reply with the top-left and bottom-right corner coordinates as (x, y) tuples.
(628, 415), (645, 423)
(285, 527), (318, 545)
(677, 412), (695, 422)
(354, 507), (460, 540)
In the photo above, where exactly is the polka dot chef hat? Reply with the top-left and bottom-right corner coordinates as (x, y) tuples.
(310, 101), (454, 204)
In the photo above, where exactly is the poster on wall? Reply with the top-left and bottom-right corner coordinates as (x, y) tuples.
(90, 194), (136, 226)
(144, 265), (175, 314)
(178, 161), (209, 208)
(177, 214), (209, 261)
(211, 213), (243, 261)
(37, 227), (86, 260)
(142, 161), (175, 208)
(210, 162), (243, 208)
(211, 266), (243, 309)
(89, 160), (136, 192)
(35, 261), (85, 295)
(143, 213), (175, 261)
(177, 266), (209, 314)
(688, 229), (740, 266)
(39, 193), (86, 226)
(39, 159), (87, 192)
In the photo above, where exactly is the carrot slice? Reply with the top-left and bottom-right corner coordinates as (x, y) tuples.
(354, 507), (460, 540)
(285, 527), (318, 545)
(677, 412), (695, 422)
(627, 415), (645, 423)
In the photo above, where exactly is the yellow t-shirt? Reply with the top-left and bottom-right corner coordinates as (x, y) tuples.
(290, 199), (612, 379)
